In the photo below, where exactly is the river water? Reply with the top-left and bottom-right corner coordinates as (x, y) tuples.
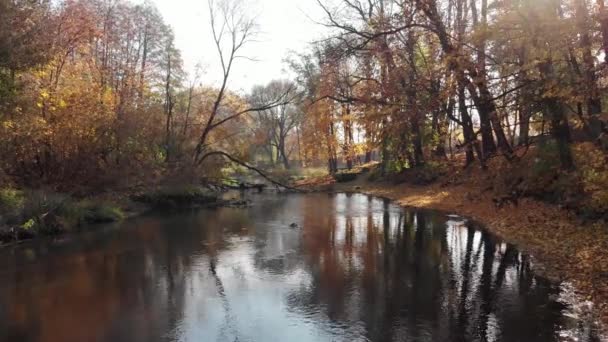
(0, 193), (602, 341)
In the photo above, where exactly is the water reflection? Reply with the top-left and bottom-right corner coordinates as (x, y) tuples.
(0, 193), (601, 342)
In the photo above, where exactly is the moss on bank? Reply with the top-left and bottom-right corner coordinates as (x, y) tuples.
(0, 184), (227, 245)
(133, 185), (219, 209)
(0, 189), (125, 244)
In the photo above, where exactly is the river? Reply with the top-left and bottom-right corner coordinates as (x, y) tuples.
(0, 192), (602, 341)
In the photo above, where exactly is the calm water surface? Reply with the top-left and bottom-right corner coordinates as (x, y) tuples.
(0, 193), (602, 342)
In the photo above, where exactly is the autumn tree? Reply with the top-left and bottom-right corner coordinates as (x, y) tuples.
(192, 0), (292, 173)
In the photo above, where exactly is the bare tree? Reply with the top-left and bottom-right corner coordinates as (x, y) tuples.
(193, 0), (292, 165)
(250, 80), (302, 169)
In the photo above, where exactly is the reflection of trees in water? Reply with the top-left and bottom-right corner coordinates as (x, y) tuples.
(0, 194), (598, 342)
(289, 194), (572, 341)
(0, 207), (254, 342)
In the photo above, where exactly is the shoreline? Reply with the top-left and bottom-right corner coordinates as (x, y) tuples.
(0, 190), (249, 249)
(305, 176), (608, 328)
(2, 180), (607, 330)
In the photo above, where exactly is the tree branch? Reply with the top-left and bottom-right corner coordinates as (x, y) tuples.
(198, 151), (304, 192)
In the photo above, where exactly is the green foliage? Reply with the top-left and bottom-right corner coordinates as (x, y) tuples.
(53, 198), (88, 230)
(495, 141), (574, 203)
(388, 159), (409, 174)
(530, 141), (562, 181)
(0, 71), (16, 107)
(297, 167), (328, 179)
(367, 166), (384, 182)
(0, 188), (24, 209)
(388, 161), (448, 185)
(333, 171), (360, 183)
(0, 188), (24, 224)
(263, 167), (328, 184)
(82, 203), (125, 223)
(21, 218), (35, 230)
(1, 188), (125, 238)
(271, 167), (329, 183)
(222, 178), (240, 187)
(21, 190), (67, 223)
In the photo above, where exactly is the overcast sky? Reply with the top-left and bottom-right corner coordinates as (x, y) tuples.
(147, 0), (328, 93)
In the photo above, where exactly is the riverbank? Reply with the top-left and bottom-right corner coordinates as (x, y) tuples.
(297, 171), (608, 327)
(0, 185), (247, 247)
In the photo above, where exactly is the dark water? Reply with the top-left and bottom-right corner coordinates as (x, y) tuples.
(0, 193), (602, 342)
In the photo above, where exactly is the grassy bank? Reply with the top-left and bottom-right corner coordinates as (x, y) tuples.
(0, 188), (128, 244)
(0, 184), (226, 246)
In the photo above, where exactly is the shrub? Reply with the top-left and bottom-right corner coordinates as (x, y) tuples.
(135, 185), (218, 208)
(412, 161), (447, 185)
(333, 171), (359, 183)
(54, 198), (88, 229)
(0, 188), (24, 211)
(496, 141), (566, 203)
(267, 168), (292, 184)
(367, 167), (383, 182)
(299, 167), (328, 179)
(21, 190), (68, 228)
(0, 188), (25, 224)
(493, 142), (608, 220)
(0, 188), (126, 242)
(573, 143), (608, 219)
(83, 203), (125, 223)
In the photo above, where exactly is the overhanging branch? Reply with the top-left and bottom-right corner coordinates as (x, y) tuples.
(198, 151), (304, 192)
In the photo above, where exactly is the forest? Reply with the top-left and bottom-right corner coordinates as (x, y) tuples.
(1, 0), (608, 338)
(0, 0), (607, 229)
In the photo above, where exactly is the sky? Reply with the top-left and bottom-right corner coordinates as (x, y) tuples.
(147, 0), (328, 93)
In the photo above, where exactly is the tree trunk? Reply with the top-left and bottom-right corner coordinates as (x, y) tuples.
(458, 80), (477, 166)
(279, 138), (290, 169)
(434, 95), (451, 158)
(328, 121), (338, 174)
(411, 117), (424, 167)
(597, 0), (608, 64)
(381, 121), (390, 174)
(183, 85), (194, 137)
(164, 48), (173, 163)
(517, 47), (532, 146)
(343, 104), (354, 170)
(406, 30), (424, 167)
(576, 0), (605, 146)
(268, 145), (275, 165)
(470, 0), (496, 157)
(540, 59), (574, 170)
(547, 98), (574, 170)
(518, 108), (531, 146)
(419, 0), (513, 160)
(365, 150), (372, 163)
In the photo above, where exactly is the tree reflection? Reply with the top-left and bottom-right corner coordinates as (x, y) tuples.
(0, 193), (599, 342)
(289, 194), (593, 341)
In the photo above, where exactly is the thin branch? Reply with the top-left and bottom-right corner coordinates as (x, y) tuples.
(198, 151), (304, 191)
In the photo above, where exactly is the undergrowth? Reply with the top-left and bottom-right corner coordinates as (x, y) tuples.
(0, 189), (125, 242)
(134, 184), (218, 208)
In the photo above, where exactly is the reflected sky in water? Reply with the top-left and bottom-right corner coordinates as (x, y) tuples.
(0, 193), (602, 342)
